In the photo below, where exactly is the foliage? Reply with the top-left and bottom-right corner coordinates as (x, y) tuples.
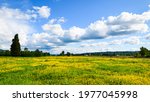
(10, 34), (21, 56)
(59, 51), (73, 56)
(66, 52), (71, 56)
(21, 49), (50, 57)
(139, 47), (149, 57)
(0, 50), (10, 56)
(60, 51), (65, 56)
(77, 51), (139, 56)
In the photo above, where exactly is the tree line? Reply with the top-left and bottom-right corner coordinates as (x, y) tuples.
(80, 47), (150, 58)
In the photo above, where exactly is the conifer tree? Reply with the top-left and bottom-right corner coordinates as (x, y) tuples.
(10, 34), (21, 56)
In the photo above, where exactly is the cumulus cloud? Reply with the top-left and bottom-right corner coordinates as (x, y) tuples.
(79, 7), (150, 40)
(33, 6), (51, 18)
(41, 20), (108, 43)
(109, 36), (141, 45)
(41, 17), (66, 36)
(42, 23), (64, 36)
(28, 4), (150, 53)
(1, 4), (150, 53)
(82, 20), (108, 39)
(0, 6), (51, 50)
(81, 36), (140, 49)
(36, 7), (150, 53)
(29, 32), (64, 50)
(107, 12), (149, 36)
(40, 5), (150, 46)
(62, 26), (85, 42)
(0, 7), (36, 20)
(123, 36), (141, 45)
(0, 6), (35, 49)
(81, 42), (108, 47)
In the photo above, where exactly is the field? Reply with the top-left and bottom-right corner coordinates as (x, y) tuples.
(0, 56), (150, 85)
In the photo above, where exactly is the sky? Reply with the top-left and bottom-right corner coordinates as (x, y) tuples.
(0, 0), (150, 54)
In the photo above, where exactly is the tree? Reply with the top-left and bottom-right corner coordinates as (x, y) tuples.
(21, 47), (30, 57)
(60, 51), (65, 56)
(10, 34), (21, 56)
(139, 47), (149, 57)
(24, 47), (28, 51)
(34, 49), (42, 57)
(66, 52), (71, 56)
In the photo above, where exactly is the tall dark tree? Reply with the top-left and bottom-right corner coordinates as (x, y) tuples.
(10, 34), (21, 56)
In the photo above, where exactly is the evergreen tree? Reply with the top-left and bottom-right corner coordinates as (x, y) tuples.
(10, 34), (21, 56)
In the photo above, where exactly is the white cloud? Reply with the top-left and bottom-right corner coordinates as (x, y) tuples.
(31, 33), (62, 44)
(81, 37), (140, 48)
(0, 5), (53, 50)
(40, 6), (150, 48)
(123, 36), (140, 45)
(37, 6), (150, 53)
(50, 45), (100, 54)
(49, 17), (66, 24)
(33, 6), (51, 18)
(49, 19), (57, 24)
(62, 26), (85, 42)
(82, 20), (108, 39)
(58, 17), (66, 23)
(42, 23), (64, 36)
(145, 34), (150, 39)
(42, 20), (85, 42)
(29, 32), (63, 50)
(0, 7), (38, 21)
(109, 36), (141, 45)
(1, 4), (148, 53)
(81, 42), (108, 47)
(107, 12), (149, 36)
(110, 40), (122, 45)
(0, 6), (34, 49)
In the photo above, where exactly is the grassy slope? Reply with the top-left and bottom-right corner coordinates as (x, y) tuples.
(0, 56), (150, 85)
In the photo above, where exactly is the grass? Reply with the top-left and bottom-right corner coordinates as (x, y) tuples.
(0, 56), (150, 85)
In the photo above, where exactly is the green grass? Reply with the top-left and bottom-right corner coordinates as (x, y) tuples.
(0, 56), (150, 85)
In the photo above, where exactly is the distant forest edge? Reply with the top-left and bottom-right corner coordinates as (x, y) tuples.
(0, 34), (150, 57)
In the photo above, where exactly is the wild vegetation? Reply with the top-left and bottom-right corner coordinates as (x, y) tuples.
(0, 56), (150, 85)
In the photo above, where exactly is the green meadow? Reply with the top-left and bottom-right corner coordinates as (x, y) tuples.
(0, 56), (150, 85)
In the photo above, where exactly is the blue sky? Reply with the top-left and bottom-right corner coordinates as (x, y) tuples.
(0, 0), (150, 54)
